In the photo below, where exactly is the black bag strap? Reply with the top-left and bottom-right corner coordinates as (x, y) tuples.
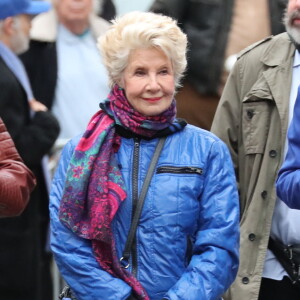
(120, 137), (166, 268)
(268, 237), (300, 285)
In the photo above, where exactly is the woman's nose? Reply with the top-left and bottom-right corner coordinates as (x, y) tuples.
(147, 75), (160, 92)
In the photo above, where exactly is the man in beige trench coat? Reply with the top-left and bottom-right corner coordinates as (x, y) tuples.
(211, 0), (300, 299)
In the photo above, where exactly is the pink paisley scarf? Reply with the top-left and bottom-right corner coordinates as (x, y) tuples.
(59, 85), (184, 299)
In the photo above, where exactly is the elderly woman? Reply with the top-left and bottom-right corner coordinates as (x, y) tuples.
(50, 11), (239, 300)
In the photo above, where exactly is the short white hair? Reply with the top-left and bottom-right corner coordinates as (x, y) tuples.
(98, 11), (188, 89)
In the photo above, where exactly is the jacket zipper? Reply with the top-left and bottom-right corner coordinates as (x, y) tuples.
(131, 138), (140, 277)
(156, 166), (203, 175)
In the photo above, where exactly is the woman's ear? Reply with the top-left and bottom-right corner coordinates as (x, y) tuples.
(117, 77), (125, 89)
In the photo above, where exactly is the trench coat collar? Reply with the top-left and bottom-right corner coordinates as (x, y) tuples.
(260, 33), (295, 138)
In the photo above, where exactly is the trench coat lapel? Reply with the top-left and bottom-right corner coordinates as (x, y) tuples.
(261, 35), (295, 138)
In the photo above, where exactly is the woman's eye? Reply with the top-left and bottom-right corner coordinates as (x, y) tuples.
(134, 70), (145, 76)
(159, 69), (169, 75)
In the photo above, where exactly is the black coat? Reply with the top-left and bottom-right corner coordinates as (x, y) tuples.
(99, 0), (116, 21)
(0, 56), (59, 300)
(20, 41), (57, 110)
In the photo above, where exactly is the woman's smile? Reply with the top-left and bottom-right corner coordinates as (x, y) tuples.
(142, 96), (163, 102)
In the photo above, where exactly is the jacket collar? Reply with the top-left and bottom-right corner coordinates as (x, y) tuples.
(261, 33), (295, 138)
(243, 33), (295, 140)
(30, 9), (110, 42)
(260, 32), (295, 67)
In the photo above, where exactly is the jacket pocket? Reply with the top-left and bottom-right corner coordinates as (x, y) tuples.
(242, 99), (273, 155)
(156, 166), (203, 175)
(185, 235), (193, 267)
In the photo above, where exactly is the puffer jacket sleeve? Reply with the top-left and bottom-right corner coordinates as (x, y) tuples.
(49, 138), (132, 300)
(164, 139), (240, 300)
(276, 88), (300, 209)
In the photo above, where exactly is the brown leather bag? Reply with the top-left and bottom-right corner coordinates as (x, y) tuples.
(0, 118), (36, 217)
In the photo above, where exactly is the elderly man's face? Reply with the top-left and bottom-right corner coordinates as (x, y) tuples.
(56, 0), (92, 24)
(285, 0), (300, 43)
(288, 0), (300, 12)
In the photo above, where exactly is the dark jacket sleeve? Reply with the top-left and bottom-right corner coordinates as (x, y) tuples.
(20, 41), (58, 109)
(0, 118), (36, 217)
(14, 110), (60, 168)
(0, 56), (60, 168)
(99, 0), (116, 21)
(150, 0), (188, 23)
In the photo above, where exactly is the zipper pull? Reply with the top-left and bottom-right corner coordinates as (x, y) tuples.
(134, 137), (140, 147)
(191, 167), (203, 175)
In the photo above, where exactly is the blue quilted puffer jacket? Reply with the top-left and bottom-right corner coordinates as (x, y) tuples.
(50, 124), (240, 300)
